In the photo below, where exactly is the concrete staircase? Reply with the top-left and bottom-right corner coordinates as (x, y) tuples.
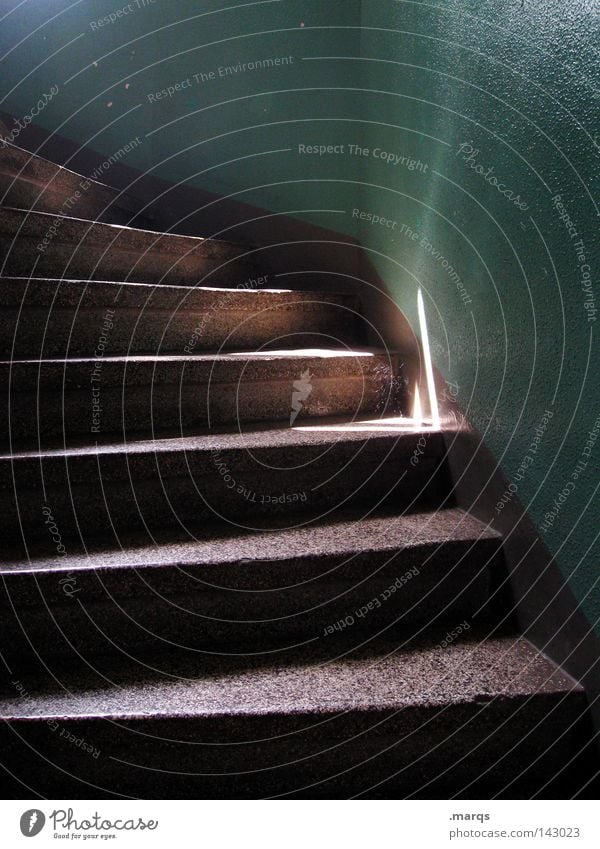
(0, 138), (151, 228)
(0, 141), (591, 799)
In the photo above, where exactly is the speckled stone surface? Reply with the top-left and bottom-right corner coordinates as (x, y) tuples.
(0, 349), (402, 443)
(0, 140), (147, 226)
(0, 507), (500, 657)
(0, 207), (258, 284)
(0, 148), (592, 801)
(0, 423), (451, 543)
(1, 416), (445, 459)
(0, 277), (363, 357)
(2, 506), (496, 575)
(0, 635), (581, 718)
(2, 349), (393, 387)
(0, 634), (587, 799)
(0, 277), (358, 310)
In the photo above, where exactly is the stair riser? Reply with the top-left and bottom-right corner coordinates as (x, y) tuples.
(0, 693), (585, 798)
(0, 236), (258, 286)
(0, 306), (361, 358)
(0, 435), (451, 542)
(0, 364), (399, 442)
(0, 208), (259, 285)
(0, 143), (589, 806)
(0, 173), (146, 228)
(0, 278), (362, 356)
(0, 541), (498, 659)
(0, 142), (150, 226)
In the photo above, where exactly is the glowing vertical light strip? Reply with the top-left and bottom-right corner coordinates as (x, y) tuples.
(417, 288), (440, 429)
(412, 383), (422, 425)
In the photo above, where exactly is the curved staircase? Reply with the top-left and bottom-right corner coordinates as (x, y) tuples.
(0, 139), (591, 799)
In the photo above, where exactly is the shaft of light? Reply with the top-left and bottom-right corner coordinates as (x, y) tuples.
(417, 288), (440, 429)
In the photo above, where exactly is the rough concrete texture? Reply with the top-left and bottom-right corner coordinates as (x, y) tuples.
(0, 635), (579, 716)
(0, 635), (587, 799)
(0, 140), (148, 226)
(0, 277), (363, 357)
(0, 508), (500, 658)
(0, 349), (402, 443)
(0, 425), (452, 542)
(0, 207), (259, 284)
(0, 142), (591, 801)
(2, 506), (495, 575)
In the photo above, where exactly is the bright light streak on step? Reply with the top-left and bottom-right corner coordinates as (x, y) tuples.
(293, 415), (438, 433)
(228, 349), (375, 358)
(412, 383), (423, 425)
(200, 286), (293, 293)
(417, 289), (440, 430)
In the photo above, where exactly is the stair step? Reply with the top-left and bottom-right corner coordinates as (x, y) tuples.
(0, 140), (150, 227)
(0, 635), (586, 798)
(0, 422), (452, 543)
(0, 277), (363, 357)
(1, 349), (401, 444)
(0, 508), (500, 658)
(0, 131), (590, 805)
(0, 207), (258, 285)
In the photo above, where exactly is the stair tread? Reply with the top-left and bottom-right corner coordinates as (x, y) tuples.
(0, 139), (133, 201)
(0, 276), (357, 306)
(2, 347), (389, 366)
(0, 208), (258, 285)
(0, 132), (587, 803)
(0, 507), (498, 575)
(0, 277), (363, 360)
(0, 417), (441, 460)
(0, 635), (581, 720)
(0, 205), (246, 248)
(0, 140), (147, 225)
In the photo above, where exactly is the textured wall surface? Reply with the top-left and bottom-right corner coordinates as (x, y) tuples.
(0, 0), (363, 234)
(356, 0), (599, 633)
(1, 0), (598, 628)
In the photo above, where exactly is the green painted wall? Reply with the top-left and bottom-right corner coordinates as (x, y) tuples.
(1, 1), (598, 628)
(356, 0), (600, 631)
(0, 0), (363, 234)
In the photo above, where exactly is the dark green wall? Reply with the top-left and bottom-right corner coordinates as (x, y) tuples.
(1, 0), (598, 627)
(356, 0), (599, 630)
(0, 0), (363, 234)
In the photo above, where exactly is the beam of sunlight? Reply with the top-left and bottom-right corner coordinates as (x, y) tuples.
(293, 415), (438, 433)
(412, 383), (423, 425)
(200, 286), (293, 293)
(227, 349), (375, 358)
(417, 289), (440, 430)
